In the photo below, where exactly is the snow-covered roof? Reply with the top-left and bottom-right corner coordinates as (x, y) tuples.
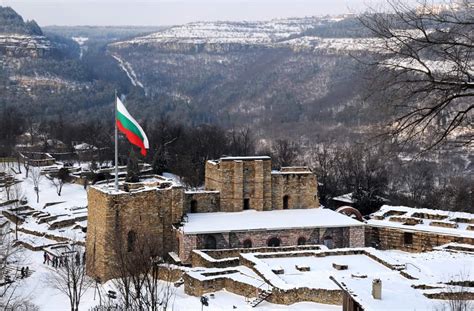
(271, 166), (313, 175)
(220, 156), (271, 161)
(181, 208), (364, 234)
(73, 143), (97, 151)
(368, 205), (474, 239)
(331, 193), (354, 204)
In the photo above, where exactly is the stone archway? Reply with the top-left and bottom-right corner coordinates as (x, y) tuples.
(336, 206), (363, 221)
(204, 235), (217, 249)
(267, 237), (281, 247)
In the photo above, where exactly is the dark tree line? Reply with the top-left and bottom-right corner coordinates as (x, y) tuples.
(312, 142), (472, 214)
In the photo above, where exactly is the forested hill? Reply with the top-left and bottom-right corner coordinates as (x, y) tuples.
(107, 17), (383, 142)
(0, 6), (383, 145)
(0, 6), (42, 35)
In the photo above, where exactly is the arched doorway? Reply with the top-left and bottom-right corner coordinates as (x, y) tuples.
(283, 195), (290, 209)
(243, 239), (253, 248)
(190, 200), (198, 213)
(267, 237), (281, 247)
(204, 235), (217, 249)
(297, 237), (307, 246)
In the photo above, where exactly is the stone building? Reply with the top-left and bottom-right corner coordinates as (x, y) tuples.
(204, 156), (318, 212)
(366, 205), (474, 252)
(176, 209), (365, 262)
(86, 156), (364, 282)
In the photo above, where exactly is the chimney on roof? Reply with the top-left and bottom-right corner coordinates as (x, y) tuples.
(372, 278), (382, 299)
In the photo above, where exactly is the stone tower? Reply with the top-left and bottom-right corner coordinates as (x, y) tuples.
(204, 156), (273, 212)
(85, 179), (184, 282)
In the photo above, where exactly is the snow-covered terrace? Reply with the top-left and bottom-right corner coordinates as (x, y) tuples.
(92, 174), (179, 195)
(368, 205), (474, 239)
(332, 247), (474, 310)
(332, 273), (436, 310)
(181, 208), (364, 234)
(241, 247), (474, 309)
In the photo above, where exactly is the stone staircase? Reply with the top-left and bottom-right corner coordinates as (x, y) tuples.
(249, 288), (273, 308)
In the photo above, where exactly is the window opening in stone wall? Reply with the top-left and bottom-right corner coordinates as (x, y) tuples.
(243, 239), (252, 248)
(297, 237), (307, 245)
(127, 230), (136, 252)
(190, 200), (198, 213)
(283, 195), (289, 209)
(267, 237), (281, 247)
(323, 236), (333, 249)
(404, 232), (413, 245)
(204, 235), (217, 249)
(243, 198), (250, 210)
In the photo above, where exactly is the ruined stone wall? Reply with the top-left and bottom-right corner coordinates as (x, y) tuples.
(348, 226), (366, 248)
(184, 271), (342, 305)
(184, 191), (220, 213)
(85, 188), (113, 281)
(271, 172), (319, 210)
(190, 246), (324, 268)
(85, 186), (185, 282)
(366, 226), (474, 252)
(204, 161), (221, 191)
(179, 226), (363, 263)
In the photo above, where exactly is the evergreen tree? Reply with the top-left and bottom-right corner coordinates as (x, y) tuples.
(126, 149), (140, 183)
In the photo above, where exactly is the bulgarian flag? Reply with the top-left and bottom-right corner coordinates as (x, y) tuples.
(116, 97), (149, 156)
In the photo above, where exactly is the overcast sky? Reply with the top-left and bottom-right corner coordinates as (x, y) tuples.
(0, 0), (405, 26)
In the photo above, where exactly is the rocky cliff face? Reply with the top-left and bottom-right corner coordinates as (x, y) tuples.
(0, 6), (51, 58)
(0, 34), (51, 58)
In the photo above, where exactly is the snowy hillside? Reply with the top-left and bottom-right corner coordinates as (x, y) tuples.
(110, 17), (382, 54)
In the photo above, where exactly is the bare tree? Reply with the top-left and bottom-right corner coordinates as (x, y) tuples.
(23, 159), (29, 179)
(311, 143), (342, 206)
(10, 183), (25, 241)
(229, 127), (255, 156)
(272, 139), (301, 168)
(29, 167), (42, 203)
(359, 0), (473, 150)
(0, 223), (36, 310)
(50, 168), (69, 196)
(111, 231), (176, 310)
(434, 270), (473, 311)
(48, 245), (92, 311)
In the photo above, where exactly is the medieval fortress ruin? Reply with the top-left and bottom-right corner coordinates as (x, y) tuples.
(86, 156), (365, 280)
(1, 153), (473, 310)
(84, 155), (474, 310)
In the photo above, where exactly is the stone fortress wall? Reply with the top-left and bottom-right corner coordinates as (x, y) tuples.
(86, 156), (322, 281)
(177, 226), (366, 263)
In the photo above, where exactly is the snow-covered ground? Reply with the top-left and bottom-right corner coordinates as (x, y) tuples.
(0, 163), (341, 310)
(110, 17), (386, 54)
(10, 248), (341, 310)
(2, 163), (473, 310)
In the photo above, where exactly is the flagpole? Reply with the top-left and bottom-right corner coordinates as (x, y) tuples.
(114, 90), (119, 191)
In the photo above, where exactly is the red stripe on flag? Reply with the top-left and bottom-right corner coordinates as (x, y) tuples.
(116, 119), (147, 156)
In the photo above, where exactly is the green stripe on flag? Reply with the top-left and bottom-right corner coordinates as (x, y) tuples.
(117, 111), (144, 141)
